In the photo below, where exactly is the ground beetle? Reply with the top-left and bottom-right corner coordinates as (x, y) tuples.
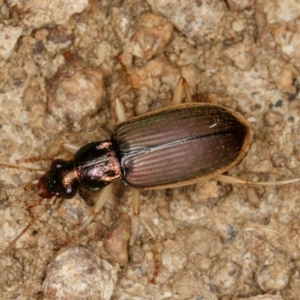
(38, 102), (252, 198)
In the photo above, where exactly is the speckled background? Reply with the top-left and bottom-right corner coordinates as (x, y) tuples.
(1, 0), (300, 299)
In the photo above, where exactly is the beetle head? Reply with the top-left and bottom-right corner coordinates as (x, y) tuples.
(37, 159), (79, 199)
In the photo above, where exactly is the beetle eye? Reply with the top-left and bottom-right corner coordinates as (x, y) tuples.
(60, 183), (79, 199)
(51, 159), (66, 170)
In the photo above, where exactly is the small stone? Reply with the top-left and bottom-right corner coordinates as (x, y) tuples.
(223, 41), (255, 70)
(258, 0), (300, 23)
(130, 13), (173, 60)
(147, 0), (226, 43)
(256, 262), (290, 292)
(277, 184), (300, 224)
(43, 246), (117, 300)
(24, 61), (38, 76)
(103, 214), (131, 266)
(272, 24), (300, 66)
(271, 152), (286, 168)
(226, 0), (255, 11)
(263, 111), (283, 127)
(274, 64), (299, 94)
(46, 58), (104, 125)
(0, 25), (22, 59)
(8, 0), (88, 32)
(173, 270), (218, 299)
(211, 260), (242, 293)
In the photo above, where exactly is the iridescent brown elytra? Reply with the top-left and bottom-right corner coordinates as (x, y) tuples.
(113, 102), (252, 189)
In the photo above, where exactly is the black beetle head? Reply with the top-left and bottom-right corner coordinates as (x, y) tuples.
(37, 159), (79, 199)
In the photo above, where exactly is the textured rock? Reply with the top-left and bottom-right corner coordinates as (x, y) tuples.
(43, 246), (117, 300)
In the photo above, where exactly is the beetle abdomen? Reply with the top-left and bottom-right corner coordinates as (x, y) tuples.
(113, 103), (252, 189)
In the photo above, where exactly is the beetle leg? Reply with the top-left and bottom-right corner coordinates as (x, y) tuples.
(131, 189), (157, 239)
(213, 174), (300, 186)
(80, 184), (113, 230)
(131, 188), (160, 283)
(111, 85), (132, 124)
(54, 184), (114, 251)
(61, 143), (80, 154)
(114, 96), (127, 124)
(172, 77), (192, 105)
(142, 172), (300, 190)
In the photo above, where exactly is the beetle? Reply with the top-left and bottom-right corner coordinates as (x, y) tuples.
(0, 77), (299, 280)
(36, 77), (298, 200)
(37, 102), (252, 199)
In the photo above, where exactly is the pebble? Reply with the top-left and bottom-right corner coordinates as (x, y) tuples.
(43, 246), (117, 300)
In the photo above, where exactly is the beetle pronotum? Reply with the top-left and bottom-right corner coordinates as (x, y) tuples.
(0, 78), (299, 282)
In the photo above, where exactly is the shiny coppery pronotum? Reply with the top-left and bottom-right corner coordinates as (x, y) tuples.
(37, 102), (252, 199)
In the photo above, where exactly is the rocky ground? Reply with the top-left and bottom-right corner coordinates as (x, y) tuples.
(1, 0), (300, 299)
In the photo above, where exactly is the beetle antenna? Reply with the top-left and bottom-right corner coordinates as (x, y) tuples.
(16, 156), (53, 164)
(115, 54), (131, 83)
(214, 174), (300, 185)
(23, 180), (39, 192)
(0, 162), (45, 175)
(0, 197), (58, 257)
